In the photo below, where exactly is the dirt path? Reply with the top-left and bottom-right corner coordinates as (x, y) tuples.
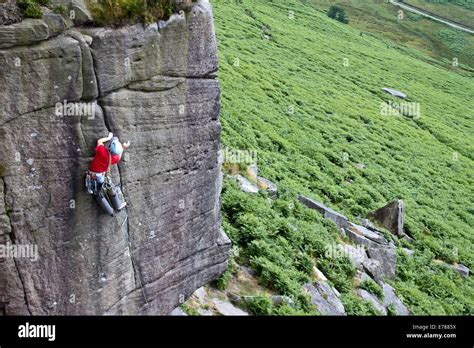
(390, 0), (474, 34)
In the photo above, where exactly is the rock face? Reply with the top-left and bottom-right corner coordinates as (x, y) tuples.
(233, 174), (259, 193)
(382, 283), (409, 315)
(0, 2), (23, 26)
(368, 200), (405, 236)
(0, 0), (231, 315)
(304, 282), (345, 316)
(298, 195), (349, 230)
(357, 289), (387, 315)
(212, 298), (249, 316)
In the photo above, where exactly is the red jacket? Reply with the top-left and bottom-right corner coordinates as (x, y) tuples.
(89, 145), (120, 173)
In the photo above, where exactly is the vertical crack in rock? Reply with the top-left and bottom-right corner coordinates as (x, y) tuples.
(1, 178), (32, 314)
(100, 103), (149, 307)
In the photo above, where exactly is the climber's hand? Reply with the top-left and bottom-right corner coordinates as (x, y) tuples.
(123, 141), (130, 149)
(97, 132), (114, 146)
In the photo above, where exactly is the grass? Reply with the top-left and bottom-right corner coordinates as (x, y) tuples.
(213, 0), (473, 315)
(402, 0), (474, 28)
(360, 279), (384, 301)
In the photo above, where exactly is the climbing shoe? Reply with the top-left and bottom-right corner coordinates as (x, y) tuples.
(117, 202), (127, 212)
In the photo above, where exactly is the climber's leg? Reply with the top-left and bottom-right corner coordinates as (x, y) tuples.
(95, 188), (114, 216)
(107, 185), (127, 212)
(88, 172), (114, 216)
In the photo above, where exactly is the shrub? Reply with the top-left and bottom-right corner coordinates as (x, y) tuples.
(180, 304), (199, 316)
(387, 304), (397, 316)
(327, 5), (349, 24)
(24, 2), (42, 18)
(35, 0), (50, 6)
(16, 0), (48, 19)
(317, 256), (356, 293)
(245, 296), (273, 315)
(16, 0), (31, 10)
(89, 0), (179, 26)
(341, 293), (382, 315)
(53, 5), (66, 15)
(212, 256), (236, 290)
(359, 279), (384, 301)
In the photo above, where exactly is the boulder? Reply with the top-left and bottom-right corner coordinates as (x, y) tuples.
(271, 295), (294, 307)
(298, 195), (349, 230)
(170, 307), (188, 316)
(0, 2), (23, 26)
(0, 19), (49, 49)
(447, 264), (470, 278)
(227, 292), (242, 304)
(197, 308), (214, 316)
(368, 200), (405, 237)
(382, 87), (407, 99)
(257, 176), (277, 198)
(357, 289), (387, 315)
(340, 243), (367, 269)
(191, 287), (208, 303)
(382, 283), (409, 315)
(365, 244), (397, 281)
(313, 266), (328, 282)
(402, 248), (414, 256)
(360, 218), (376, 231)
(234, 175), (259, 193)
(42, 12), (66, 38)
(303, 282), (345, 315)
(359, 271), (373, 283)
(212, 298), (249, 316)
(362, 259), (383, 283)
(157, 1), (218, 77)
(70, 0), (93, 24)
(347, 223), (388, 245)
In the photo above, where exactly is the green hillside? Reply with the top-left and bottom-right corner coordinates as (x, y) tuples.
(310, 0), (474, 72)
(404, 0), (474, 26)
(212, 0), (474, 315)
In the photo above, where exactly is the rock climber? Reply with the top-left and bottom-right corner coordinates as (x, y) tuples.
(86, 132), (130, 215)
